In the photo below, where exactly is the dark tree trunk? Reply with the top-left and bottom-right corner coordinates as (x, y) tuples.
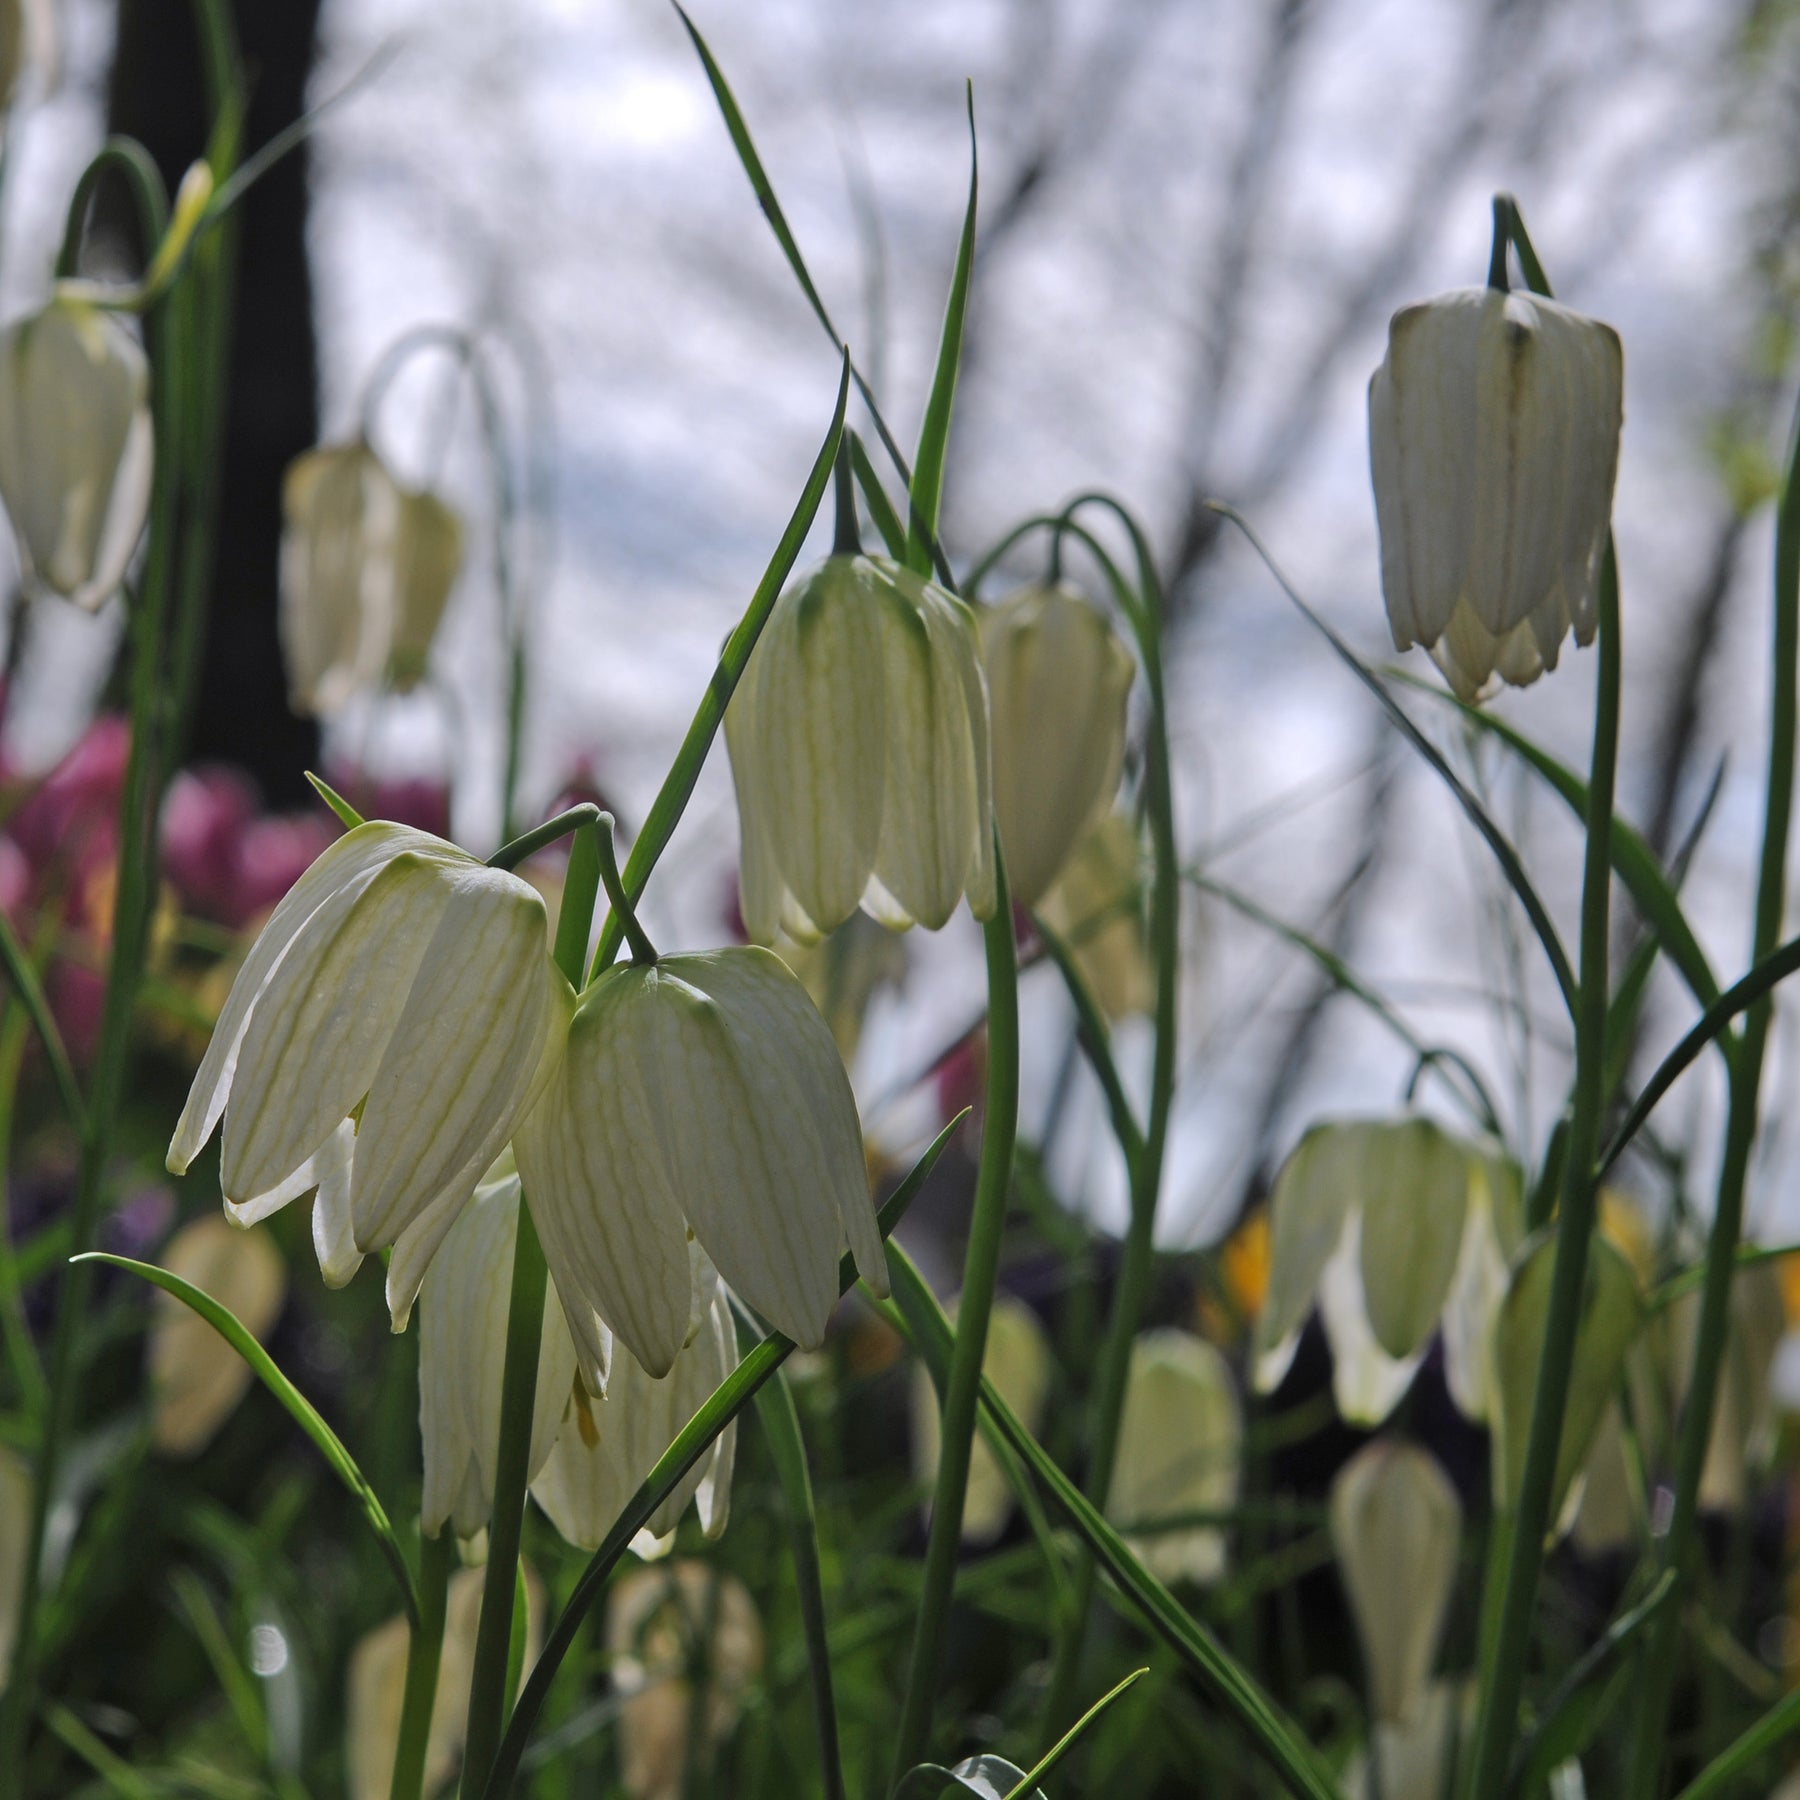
(106, 0), (322, 804)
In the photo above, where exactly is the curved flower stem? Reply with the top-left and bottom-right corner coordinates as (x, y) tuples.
(892, 839), (1020, 1781)
(458, 827), (597, 1800)
(1620, 392), (1800, 1800)
(1464, 543), (1621, 1800)
(1039, 495), (1180, 1739)
(593, 813), (657, 967)
(390, 1528), (454, 1800)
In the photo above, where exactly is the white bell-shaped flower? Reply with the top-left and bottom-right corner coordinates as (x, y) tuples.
(514, 944), (885, 1376)
(725, 553), (994, 944)
(978, 583), (1134, 908)
(168, 821), (571, 1326)
(911, 1292), (1052, 1543)
(1343, 1682), (1472, 1800)
(530, 1266), (738, 1556)
(1037, 811), (1155, 1021)
(1254, 1116), (1520, 1427)
(1108, 1328), (1241, 1585)
(607, 1562), (764, 1800)
(149, 1215), (287, 1457)
(1330, 1440), (1461, 1722)
(0, 296), (152, 612)
(1369, 286), (1623, 701)
(418, 1156), (603, 1538)
(280, 439), (463, 715)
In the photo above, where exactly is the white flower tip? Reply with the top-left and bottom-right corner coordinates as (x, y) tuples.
(165, 1145), (190, 1177)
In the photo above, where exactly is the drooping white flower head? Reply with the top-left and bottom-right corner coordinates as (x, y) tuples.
(725, 553), (994, 944)
(530, 1265), (738, 1556)
(149, 1215), (287, 1457)
(911, 1292), (1052, 1544)
(1254, 1116), (1520, 1427)
(515, 943), (885, 1376)
(1108, 1328), (1241, 1586)
(418, 1155), (602, 1539)
(978, 582), (1134, 908)
(1329, 1441), (1461, 1723)
(0, 296), (152, 612)
(1343, 1682), (1472, 1800)
(606, 1562), (764, 1800)
(167, 821), (571, 1326)
(280, 440), (464, 715)
(1369, 286), (1623, 701)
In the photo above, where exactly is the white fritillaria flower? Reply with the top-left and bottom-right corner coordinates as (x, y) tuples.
(280, 440), (463, 715)
(0, 296), (152, 611)
(168, 821), (570, 1325)
(531, 1266), (737, 1556)
(1038, 811), (1155, 1021)
(725, 554), (994, 944)
(149, 1215), (287, 1457)
(418, 1156), (598, 1539)
(1108, 1329), (1241, 1585)
(911, 1293), (1052, 1543)
(1344, 1682), (1473, 1800)
(607, 1562), (764, 1800)
(1330, 1441), (1461, 1722)
(1369, 286), (1623, 701)
(1254, 1117), (1521, 1426)
(978, 583), (1134, 908)
(515, 944), (885, 1376)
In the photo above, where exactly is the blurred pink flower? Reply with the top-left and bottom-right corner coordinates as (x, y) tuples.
(161, 766), (259, 921)
(8, 715), (129, 887)
(228, 813), (337, 925)
(324, 762), (451, 838)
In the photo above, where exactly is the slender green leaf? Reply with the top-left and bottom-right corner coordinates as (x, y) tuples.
(883, 1247), (1342, 1800)
(749, 1351), (846, 1800)
(1390, 668), (1725, 1022)
(1010, 1667), (1148, 1798)
(904, 84), (976, 576)
(304, 770), (365, 831)
(1030, 912), (1143, 1165)
(477, 1116), (962, 1799)
(1504, 1571), (1674, 1796)
(1207, 503), (1577, 1017)
(1672, 1685), (1800, 1800)
(1600, 930), (1800, 1175)
(851, 430), (908, 558)
(74, 1251), (419, 1624)
(0, 911), (84, 1135)
(589, 354), (849, 979)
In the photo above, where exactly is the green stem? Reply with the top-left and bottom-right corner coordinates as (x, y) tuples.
(831, 438), (861, 557)
(486, 803), (601, 873)
(1039, 496), (1180, 1740)
(1465, 545), (1622, 1800)
(390, 1530), (454, 1800)
(1486, 195), (1512, 293)
(891, 838), (1019, 1780)
(592, 813), (657, 966)
(1620, 389), (1800, 1800)
(457, 1203), (548, 1800)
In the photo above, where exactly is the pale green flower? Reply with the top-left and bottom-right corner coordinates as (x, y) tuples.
(530, 1265), (737, 1556)
(417, 1156), (594, 1539)
(1108, 1328), (1241, 1585)
(725, 553), (994, 944)
(280, 439), (463, 714)
(1370, 287), (1623, 701)
(1330, 1440), (1461, 1722)
(978, 582), (1133, 907)
(167, 821), (570, 1325)
(911, 1293), (1052, 1543)
(514, 943), (885, 1376)
(1254, 1116), (1521, 1426)
(0, 296), (152, 611)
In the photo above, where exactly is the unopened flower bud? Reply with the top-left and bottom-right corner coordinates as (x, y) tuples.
(0, 296), (152, 611)
(1037, 812), (1154, 1020)
(979, 583), (1133, 907)
(1369, 286), (1622, 701)
(1330, 1440), (1461, 1722)
(149, 1214), (287, 1456)
(725, 554), (994, 944)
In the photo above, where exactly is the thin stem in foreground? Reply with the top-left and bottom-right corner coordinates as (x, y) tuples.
(892, 840), (1020, 1780)
(1465, 545), (1622, 1800)
(391, 1529), (455, 1800)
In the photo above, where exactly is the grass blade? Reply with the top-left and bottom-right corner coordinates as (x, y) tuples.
(851, 430), (907, 558)
(589, 353), (848, 978)
(1672, 1686), (1800, 1800)
(0, 911), (84, 1136)
(883, 1246), (1343, 1800)
(477, 1115), (962, 1799)
(1006, 1666), (1148, 1799)
(74, 1251), (419, 1624)
(1208, 502), (1577, 1017)
(904, 85), (976, 577)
